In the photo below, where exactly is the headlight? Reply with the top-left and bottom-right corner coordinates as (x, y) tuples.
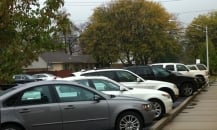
(194, 78), (199, 82)
(141, 103), (153, 111)
(162, 93), (171, 99)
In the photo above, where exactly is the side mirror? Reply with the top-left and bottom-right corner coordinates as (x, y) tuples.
(120, 86), (127, 91)
(94, 95), (103, 102)
(137, 77), (142, 82)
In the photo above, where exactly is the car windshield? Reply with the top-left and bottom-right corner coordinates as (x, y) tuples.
(74, 79), (120, 91)
(92, 79), (120, 91)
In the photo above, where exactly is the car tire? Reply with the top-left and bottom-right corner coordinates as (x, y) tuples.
(115, 111), (144, 130)
(150, 99), (165, 120)
(180, 82), (194, 97)
(1, 124), (22, 130)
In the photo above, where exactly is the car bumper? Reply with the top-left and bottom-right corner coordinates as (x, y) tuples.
(163, 97), (173, 114)
(204, 75), (209, 84)
(142, 110), (156, 125)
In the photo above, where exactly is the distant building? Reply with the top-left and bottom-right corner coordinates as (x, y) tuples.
(24, 51), (96, 74)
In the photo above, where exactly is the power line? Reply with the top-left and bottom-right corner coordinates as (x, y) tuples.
(176, 9), (217, 15)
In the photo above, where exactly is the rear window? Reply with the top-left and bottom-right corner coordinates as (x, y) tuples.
(196, 64), (207, 70)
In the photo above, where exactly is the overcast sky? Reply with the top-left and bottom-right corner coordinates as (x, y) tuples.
(62, 0), (217, 25)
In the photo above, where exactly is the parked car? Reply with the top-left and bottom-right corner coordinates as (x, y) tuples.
(151, 63), (207, 86)
(12, 74), (39, 84)
(124, 65), (200, 97)
(63, 76), (173, 119)
(32, 73), (61, 81)
(186, 64), (209, 85)
(71, 69), (179, 102)
(0, 81), (155, 130)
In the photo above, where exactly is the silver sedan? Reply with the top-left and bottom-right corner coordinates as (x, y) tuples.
(0, 81), (155, 130)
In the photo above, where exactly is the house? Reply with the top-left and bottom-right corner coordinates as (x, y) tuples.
(24, 51), (96, 76)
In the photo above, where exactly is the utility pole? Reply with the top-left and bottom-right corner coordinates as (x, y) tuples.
(205, 25), (209, 71)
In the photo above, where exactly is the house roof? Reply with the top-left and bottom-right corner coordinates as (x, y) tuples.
(41, 52), (96, 64)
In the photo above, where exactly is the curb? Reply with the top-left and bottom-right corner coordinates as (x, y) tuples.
(149, 87), (203, 130)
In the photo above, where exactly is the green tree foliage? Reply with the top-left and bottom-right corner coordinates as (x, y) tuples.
(185, 11), (217, 72)
(80, 0), (181, 67)
(0, 0), (72, 83)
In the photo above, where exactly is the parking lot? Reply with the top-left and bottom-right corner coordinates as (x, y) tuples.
(0, 75), (212, 130)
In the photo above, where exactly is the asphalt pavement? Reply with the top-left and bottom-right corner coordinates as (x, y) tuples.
(148, 81), (217, 130)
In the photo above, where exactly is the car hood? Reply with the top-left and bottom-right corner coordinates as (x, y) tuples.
(173, 73), (195, 79)
(109, 95), (145, 102)
(103, 88), (164, 96)
(144, 80), (175, 86)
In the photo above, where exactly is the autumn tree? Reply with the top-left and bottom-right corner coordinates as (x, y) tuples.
(185, 11), (217, 72)
(80, 0), (181, 67)
(0, 0), (73, 83)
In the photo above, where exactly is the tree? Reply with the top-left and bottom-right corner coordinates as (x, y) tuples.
(185, 11), (217, 73)
(54, 10), (79, 55)
(80, 0), (181, 67)
(0, 0), (73, 83)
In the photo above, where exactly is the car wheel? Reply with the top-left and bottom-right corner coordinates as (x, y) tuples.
(180, 83), (194, 97)
(1, 124), (22, 130)
(116, 111), (143, 130)
(150, 99), (165, 120)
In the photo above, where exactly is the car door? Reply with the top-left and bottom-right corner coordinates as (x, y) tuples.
(53, 84), (110, 130)
(5, 85), (62, 130)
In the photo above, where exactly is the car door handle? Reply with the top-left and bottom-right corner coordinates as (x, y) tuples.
(19, 109), (31, 113)
(64, 105), (75, 110)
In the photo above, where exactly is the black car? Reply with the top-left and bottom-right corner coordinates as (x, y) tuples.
(124, 66), (200, 97)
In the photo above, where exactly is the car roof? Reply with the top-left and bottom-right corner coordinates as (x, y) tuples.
(63, 76), (111, 81)
(72, 68), (132, 76)
(124, 65), (150, 68)
(33, 73), (54, 76)
(0, 80), (107, 99)
(151, 63), (185, 65)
